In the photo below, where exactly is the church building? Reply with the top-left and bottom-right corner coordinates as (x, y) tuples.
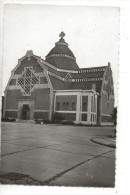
(3, 32), (114, 125)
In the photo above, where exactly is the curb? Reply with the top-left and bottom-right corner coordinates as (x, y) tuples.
(90, 137), (116, 148)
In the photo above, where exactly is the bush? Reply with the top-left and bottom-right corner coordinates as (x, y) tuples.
(1, 117), (16, 122)
(61, 120), (74, 125)
(52, 113), (65, 122)
(34, 119), (51, 124)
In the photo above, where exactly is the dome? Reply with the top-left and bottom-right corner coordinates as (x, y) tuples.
(45, 32), (79, 71)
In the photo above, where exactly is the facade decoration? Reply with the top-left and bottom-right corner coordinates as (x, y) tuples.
(3, 32), (114, 125)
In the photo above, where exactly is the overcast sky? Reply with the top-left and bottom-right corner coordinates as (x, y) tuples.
(2, 4), (119, 105)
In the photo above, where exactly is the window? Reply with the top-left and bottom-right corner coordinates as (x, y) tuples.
(91, 96), (93, 112)
(63, 102), (66, 110)
(81, 114), (87, 121)
(82, 96), (88, 112)
(17, 67), (39, 96)
(91, 114), (93, 122)
(66, 102), (69, 110)
(72, 102), (76, 111)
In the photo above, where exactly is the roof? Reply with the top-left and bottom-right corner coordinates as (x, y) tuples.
(46, 56), (79, 71)
(68, 80), (103, 93)
(49, 75), (69, 90)
(70, 66), (107, 79)
(45, 32), (79, 71)
(46, 42), (75, 58)
(47, 65), (107, 93)
(49, 73), (103, 93)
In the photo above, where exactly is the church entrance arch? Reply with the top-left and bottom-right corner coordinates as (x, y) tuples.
(18, 100), (34, 120)
(21, 104), (30, 120)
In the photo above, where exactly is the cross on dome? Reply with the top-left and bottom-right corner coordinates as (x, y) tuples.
(59, 31), (65, 39)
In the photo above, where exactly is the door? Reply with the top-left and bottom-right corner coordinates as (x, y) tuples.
(21, 104), (30, 120)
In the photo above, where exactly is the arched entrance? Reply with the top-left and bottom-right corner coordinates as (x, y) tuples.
(21, 104), (30, 120)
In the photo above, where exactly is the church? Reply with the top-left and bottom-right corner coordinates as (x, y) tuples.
(3, 32), (114, 125)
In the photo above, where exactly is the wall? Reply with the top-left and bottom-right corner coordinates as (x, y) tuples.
(101, 65), (114, 123)
(4, 55), (51, 120)
(14, 56), (43, 74)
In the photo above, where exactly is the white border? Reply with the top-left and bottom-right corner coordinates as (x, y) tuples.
(0, 1), (130, 195)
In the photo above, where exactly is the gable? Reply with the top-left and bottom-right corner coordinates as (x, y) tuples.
(14, 56), (43, 75)
(5, 51), (52, 96)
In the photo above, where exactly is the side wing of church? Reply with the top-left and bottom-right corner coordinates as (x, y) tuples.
(3, 32), (114, 125)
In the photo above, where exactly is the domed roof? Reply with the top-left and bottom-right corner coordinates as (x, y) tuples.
(45, 32), (79, 71)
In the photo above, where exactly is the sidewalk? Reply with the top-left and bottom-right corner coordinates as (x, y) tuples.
(91, 136), (116, 148)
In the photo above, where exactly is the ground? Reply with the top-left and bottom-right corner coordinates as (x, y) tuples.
(0, 122), (116, 187)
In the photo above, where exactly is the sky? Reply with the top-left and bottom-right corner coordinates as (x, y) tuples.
(2, 4), (120, 105)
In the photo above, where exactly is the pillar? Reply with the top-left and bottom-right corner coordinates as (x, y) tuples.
(76, 93), (81, 123)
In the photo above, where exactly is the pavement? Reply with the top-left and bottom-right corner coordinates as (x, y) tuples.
(0, 122), (116, 187)
(91, 136), (116, 148)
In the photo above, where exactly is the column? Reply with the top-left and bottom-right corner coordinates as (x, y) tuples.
(87, 93), (91, 124)
(97, 95), (101, 125)
(49, 89), (54, 121)
(76, 93), (81, 123)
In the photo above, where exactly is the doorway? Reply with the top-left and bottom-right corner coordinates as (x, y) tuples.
(21, 104), (30, 120)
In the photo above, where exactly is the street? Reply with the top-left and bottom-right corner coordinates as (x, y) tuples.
(0, 122), (115, 187)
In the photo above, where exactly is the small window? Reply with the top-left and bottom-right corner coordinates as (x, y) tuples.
(81, 114), (87, 121)
(82, 96), (88, 112)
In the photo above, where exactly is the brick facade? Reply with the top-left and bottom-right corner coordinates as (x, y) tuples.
(5, 88), (50, 111)
(9, 79), (16, 85)
(59, 113), (76, 121)
(34, 112), (49, 119)
(101, 94), (114, 115)
(3, 46), (115, 125)
(101, 115), (113, 122)
(100, 65), (114, 124)
(5, 111), (17, 118)
(14, 56), (43, 74)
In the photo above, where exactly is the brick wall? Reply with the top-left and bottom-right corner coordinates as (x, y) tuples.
(9, 79), (16, 85)
(58, 113), (76, 121)
(34, 112), (49, 119)
(5, 111), (17, 118)
(101, 115), (113, 122)
(101, 94), (114, 115)
(14, 56), (43, 74)
(40, 77), (48, 84)
(5, 88), (50, 110)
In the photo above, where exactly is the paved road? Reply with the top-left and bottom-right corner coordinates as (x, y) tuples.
(0, 122), (115, 187)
